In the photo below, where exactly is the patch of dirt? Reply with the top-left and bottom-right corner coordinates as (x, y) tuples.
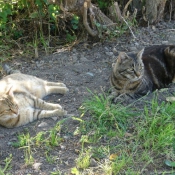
(0, 21), (175, 174)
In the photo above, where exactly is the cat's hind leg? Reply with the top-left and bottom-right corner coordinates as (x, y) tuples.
(46, 82), (67, 87)
(45, 86), (69, 95)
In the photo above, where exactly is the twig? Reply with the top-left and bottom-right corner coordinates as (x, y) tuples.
(169, 0), (172, 21)
(83, 1), (98, 36)
(121, 16), (136, 39)
(122, 0), (133, 17)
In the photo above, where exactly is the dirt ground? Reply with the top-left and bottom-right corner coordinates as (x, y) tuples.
(0, 21), (175, 174)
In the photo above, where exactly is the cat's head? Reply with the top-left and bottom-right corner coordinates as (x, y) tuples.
(0, 87), (19, 121)
(112, 49), (144, 80)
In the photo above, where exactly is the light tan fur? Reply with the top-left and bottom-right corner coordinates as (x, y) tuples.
(0, 68), (69, 128)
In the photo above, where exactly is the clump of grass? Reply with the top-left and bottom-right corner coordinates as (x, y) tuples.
(11, 121), (64, 166)
(135, 98), (175, 151)
(0, 154), (12, 175)
(80, 91), (135, 139)
(76, 92), (175, 174)
(76, 149), (91, 169)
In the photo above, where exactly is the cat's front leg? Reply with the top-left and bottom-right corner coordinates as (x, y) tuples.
(34, 97), (64, 110)
(33, 108), (67, 120)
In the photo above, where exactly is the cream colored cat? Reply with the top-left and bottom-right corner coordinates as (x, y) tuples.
(0, 65), (69, 128)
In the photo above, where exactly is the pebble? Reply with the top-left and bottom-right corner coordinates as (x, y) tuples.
(38, 122), (48, 127)
(0, 134), (5, 138)
(86, 72), (94, 76)
(80, 56), (88, 62)
(162, 41), (169, 44)
(33, 162), (42, 171)
(130, 46), (137, 51)
(60, 145), (66, 150)
(51, 117), (58, 121)
(105, 52), (114, 56)
(90, 158), (98, 167)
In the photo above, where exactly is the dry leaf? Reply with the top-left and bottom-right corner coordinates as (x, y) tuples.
(166, 97), (175, 102)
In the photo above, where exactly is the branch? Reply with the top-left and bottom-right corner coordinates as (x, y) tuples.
(83, 1), (98, 36)
(121, 16), (136, 39)
(122, 0), (133, 17)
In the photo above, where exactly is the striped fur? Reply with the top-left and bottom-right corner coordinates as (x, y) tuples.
(110, 45), (175, 98)
(0, 65), (69, 128)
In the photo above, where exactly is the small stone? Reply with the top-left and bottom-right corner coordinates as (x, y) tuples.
(130, 46), (137, 51)
(80, 56), (88, 62)
(9, 138), (17, 142)
(104, 47), (109, 51)
(113, 47), (117, 53)
(51, 117), (58, 121)
(152, 25), (156, 31)
(90, 158), (98, 167)
(60, 145), (66, 150)
(134, 42), (139, 46)
(162, 41), (169, 44)
(7, 142), (12, 146)
(33, 162), (42, 171)
(72, 55), (78, 62)
(0, 134), (5, 138)
(105, 52), (113, 56)
(86, 72), (94, 76)
(72, 48), (77, 52)
(38, 122), (48, 127)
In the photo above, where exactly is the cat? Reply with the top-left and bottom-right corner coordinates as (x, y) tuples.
(110, 45), (175, 99)
(0, 65), (69, 128)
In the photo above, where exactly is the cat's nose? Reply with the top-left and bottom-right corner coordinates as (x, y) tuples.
(135, 71), (140, 77)
(12, 108), (18, 114)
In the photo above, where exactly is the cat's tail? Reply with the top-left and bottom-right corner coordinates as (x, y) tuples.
(2, 64), (21, 75)
(164, 45), (175, 59)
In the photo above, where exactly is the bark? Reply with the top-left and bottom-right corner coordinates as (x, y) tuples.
(47, 0), (172, 37)
(144, 0), (167, 24)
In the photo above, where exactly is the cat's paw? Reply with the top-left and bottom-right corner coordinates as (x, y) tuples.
(59, 83), (67, 87)
(54, 109), (67, 116)
(64, 87), (69, 94)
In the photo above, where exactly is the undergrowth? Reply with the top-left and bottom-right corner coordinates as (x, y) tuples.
(71, 92), (175, 175)
(3, 90), (175, 174)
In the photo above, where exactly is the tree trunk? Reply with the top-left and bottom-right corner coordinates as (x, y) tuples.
(48, 0), (172, 37)
(145, 0), (167, 24)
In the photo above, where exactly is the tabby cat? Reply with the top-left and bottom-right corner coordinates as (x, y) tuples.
(110, 45), (175, 98)
(0, 65), (69, 128)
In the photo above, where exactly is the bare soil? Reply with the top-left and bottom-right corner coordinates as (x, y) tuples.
(0, 21), (175, 174)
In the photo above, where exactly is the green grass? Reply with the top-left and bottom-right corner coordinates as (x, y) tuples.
(72, 92), (175, 174)
(0, 154), (12, 175)
(5, 91), (175, 174)
(79, 91), (135, 140)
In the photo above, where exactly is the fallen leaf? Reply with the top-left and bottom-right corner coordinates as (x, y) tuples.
(165, 160), (175, 167)
(109, 153), (118, 161)
(166, 97), (175, 102)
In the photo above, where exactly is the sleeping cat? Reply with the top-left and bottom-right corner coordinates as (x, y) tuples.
(0, 65), (69, 128)
(110, 45), (175, 98)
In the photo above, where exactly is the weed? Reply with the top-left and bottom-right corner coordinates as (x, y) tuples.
(76, 149), (91, 169)
(135, 98), (175, 151)
(80, 91), (135, 140)
(0, 154), (12, 175)
(50, 170), (62, 175)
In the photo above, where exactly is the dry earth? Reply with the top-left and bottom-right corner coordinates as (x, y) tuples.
(0, 21), (175, 174)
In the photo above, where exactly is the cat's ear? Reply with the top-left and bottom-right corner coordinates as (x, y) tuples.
(6, 86), (14, 98)
(137, 49), (144, 62)
(164, 47), (170, 55)
(117, 52), (127, 64)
